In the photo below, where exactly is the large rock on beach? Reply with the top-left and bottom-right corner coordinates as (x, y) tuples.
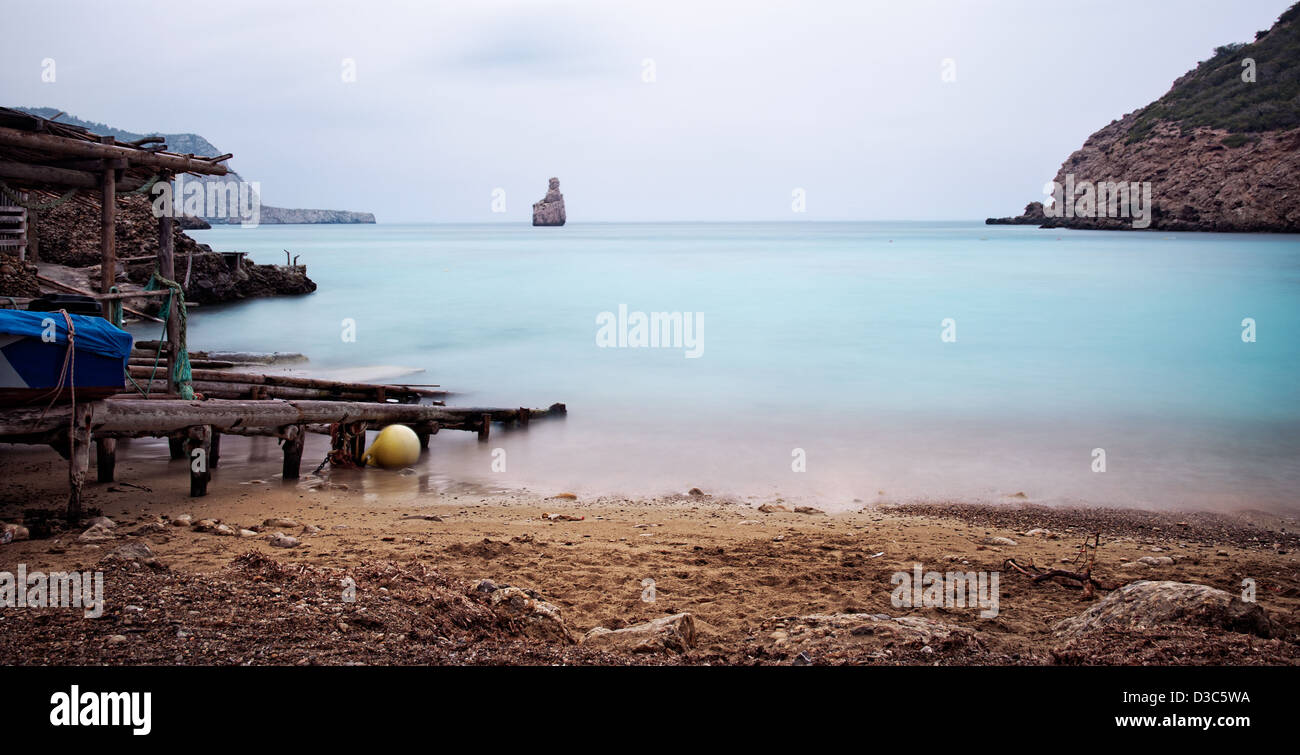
(1054, 580), (1284, 639)
(531, 177), (566, 226)
(489, 586), (575, 643)
(582, 613), (697, 654)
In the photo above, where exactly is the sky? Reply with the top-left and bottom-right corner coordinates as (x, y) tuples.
(2, 0), (1292, 222)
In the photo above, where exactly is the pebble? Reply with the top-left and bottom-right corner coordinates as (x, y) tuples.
(268, 533), (300, 548)
(981, 536), (1018, 546)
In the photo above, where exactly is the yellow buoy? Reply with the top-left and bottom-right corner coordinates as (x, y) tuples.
(361, 424), (421, 469)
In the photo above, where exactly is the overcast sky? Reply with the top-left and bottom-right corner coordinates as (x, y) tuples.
(3, 0), (1290, 222)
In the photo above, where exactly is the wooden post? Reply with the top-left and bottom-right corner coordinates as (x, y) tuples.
(186, 425), (211, 497)
(478, 413), (491, 442)
(416, 429), (430, 450)
(518, 407), (530, 428)
(281, 424), (304, 480)
(168, 434), (186, 460)
(157, 189), (180, 395)
(209, 428), (221, 468)
(27, 208), (38, 264)
(99, 153), (118, 315)
(67, 404), (92, 522)
(95, 437), (116, 483)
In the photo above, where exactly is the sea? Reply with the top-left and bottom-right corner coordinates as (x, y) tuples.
(126, 221), (1300, 513)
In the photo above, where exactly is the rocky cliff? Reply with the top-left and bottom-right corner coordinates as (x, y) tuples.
(989, 3), (1300, 232)
(532, 177), (566, 226)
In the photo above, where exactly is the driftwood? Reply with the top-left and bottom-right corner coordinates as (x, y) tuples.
(1002, 534), (1119, 598)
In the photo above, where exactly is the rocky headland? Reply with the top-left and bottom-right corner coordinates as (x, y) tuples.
(988, 3), (1300, 232)
(8, 193), (315, 305)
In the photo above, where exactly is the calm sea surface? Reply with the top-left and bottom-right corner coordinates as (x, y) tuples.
(128, 222), (1300, 512)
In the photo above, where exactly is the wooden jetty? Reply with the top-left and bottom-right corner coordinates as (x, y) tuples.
(0, 107), (567, 522)
(0, 398), (566, 518)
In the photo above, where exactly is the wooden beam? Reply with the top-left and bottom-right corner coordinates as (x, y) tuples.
(125, 365), (443, 399)
(0, 126), (230, 176)
(34, 274), (163, 323)
(100, 160), (115, 303)
(0, 159), (154, 191)
(0, 398), (568, 437)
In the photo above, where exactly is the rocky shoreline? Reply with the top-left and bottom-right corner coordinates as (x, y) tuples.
(2, 193), (316, 305)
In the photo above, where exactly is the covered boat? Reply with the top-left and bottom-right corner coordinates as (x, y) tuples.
(0, 310), (133, 406)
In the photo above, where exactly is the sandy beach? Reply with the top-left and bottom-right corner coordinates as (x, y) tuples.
(2, 445), (1296, 665)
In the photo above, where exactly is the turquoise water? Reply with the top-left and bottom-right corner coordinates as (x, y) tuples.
(132, 222), (1300, 512)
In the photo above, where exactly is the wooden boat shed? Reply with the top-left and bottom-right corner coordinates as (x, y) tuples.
(0, 107), (563, 522)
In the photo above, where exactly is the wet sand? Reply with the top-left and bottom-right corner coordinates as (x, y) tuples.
(0, 445), (1297, 665)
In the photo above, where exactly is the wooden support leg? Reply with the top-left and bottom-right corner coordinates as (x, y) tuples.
(281, 425), (304, 480)
(518, 407), (530, 428)
(209, 429), (222, 469)
(168, 434), (186, 460)
(67, 404), (92, 523)
(478, 413), (491, 443)
(95, 437), (116, 483)
(416, 429), (430, 450)
(186, 425), (211, 497)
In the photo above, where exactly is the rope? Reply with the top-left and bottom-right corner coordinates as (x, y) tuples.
(144, 272), (194, 400)
(124, 302), (169, 398)
(106, 286), (124, 328)
(116, 174), (161, 196)
(33, 310), (77, 436)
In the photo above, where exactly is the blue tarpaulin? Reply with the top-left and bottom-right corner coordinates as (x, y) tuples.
(0, 310), (133, 392)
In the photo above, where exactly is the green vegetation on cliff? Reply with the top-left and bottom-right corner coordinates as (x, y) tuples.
(1126, 2), (1300, 141)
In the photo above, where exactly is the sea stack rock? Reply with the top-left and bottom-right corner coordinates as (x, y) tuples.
(532, 177), (566, 226)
